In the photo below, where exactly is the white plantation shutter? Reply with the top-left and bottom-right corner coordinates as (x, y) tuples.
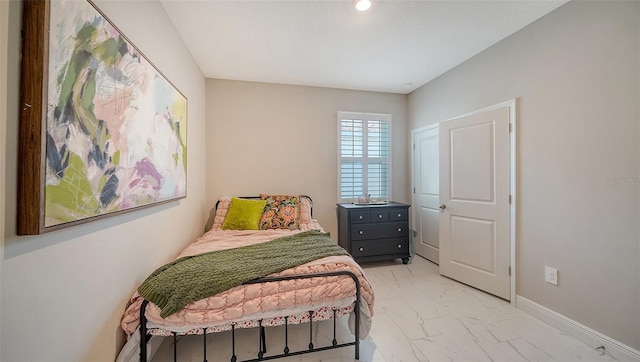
(338, 112), (391, 202)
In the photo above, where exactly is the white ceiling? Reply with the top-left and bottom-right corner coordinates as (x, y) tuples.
(160, 0), (567, 94)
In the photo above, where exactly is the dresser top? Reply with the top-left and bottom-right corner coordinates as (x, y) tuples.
(337, 201), (410, 210)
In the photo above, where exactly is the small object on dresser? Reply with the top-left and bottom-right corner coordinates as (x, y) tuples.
(337, 202), (411, 264)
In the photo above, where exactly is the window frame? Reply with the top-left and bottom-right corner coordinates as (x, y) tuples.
(337, 111), (392, 203)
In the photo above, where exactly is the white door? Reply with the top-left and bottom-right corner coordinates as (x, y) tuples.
(411, 125), (440, 264)
(439, 105), (511, 300)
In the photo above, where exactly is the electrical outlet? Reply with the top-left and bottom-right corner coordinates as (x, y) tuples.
(545, 266), (558, 285)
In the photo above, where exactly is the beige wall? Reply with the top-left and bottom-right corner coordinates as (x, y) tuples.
(409, 1), (640, 350)
(205, 79), (410, 238)
(1, 1), (207, 360)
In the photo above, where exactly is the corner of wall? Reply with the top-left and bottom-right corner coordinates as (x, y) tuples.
(0, 0), (10, 357)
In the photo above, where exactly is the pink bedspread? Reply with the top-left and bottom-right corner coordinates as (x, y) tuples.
(120, 227), (375, 337)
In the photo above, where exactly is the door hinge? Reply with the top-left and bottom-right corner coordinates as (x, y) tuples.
(413, 187), (416, 193)
(509, 123), (512, 132)
(508, 266), (511, 276)
(509, 194), (512, 204)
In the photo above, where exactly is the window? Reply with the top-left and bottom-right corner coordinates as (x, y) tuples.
(338, 112), (391, 203)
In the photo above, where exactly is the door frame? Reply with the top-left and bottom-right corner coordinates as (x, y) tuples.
(411, 99), (517, 304)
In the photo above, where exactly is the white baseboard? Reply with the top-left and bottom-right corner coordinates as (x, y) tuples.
(516, 296), (640, 362)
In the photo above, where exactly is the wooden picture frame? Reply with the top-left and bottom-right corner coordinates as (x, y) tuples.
(18, 0), (188, 235)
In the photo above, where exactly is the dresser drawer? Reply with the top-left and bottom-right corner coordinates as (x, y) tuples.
(350, 210), (370, 223)
(388, 208), (408, 221)
(351, 238), (409, 257)
(369, 209), (389, 222)
(350, 221), (408, 241)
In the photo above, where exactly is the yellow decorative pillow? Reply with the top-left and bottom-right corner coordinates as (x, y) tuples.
(221, 197), (267, 230)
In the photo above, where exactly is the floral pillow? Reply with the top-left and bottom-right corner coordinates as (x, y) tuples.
(259, 194), (300, 230)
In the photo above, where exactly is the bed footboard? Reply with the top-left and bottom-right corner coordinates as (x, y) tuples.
(139, 270), (362, 362)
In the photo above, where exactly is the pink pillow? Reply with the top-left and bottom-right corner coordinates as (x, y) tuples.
(299, 196), (312, 224)
(212, 196), (232, 230)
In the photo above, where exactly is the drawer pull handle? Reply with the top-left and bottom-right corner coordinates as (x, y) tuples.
(378, 214), (383, 219)
(359, 247), (364, 252)
(359, 215), (363, 220)
(397, 228), (402, 232)
(359, 230), (364, 235)
(397, 213), (402, 217)
(397, 244), (402, 248)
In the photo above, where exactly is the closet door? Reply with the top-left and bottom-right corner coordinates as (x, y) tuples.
(411, 124), (440, 264)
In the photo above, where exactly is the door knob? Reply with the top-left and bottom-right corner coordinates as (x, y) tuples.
(439, 204), (446, 210)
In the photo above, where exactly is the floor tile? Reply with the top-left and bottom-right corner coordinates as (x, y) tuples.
(151, 256), (617, 362)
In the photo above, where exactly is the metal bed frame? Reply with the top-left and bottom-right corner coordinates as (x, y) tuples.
(138, 195), (362, 361)
(138, 270), (361, 361)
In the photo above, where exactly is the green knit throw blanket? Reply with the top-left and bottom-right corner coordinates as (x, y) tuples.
(138, 230), (350, 318)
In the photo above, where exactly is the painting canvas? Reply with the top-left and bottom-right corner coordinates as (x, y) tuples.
(18, 0), (187, 234)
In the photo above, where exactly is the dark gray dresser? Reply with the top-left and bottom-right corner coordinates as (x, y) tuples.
(337, 202), (411, 264)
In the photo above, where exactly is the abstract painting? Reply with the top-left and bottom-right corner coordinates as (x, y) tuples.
(18, 0), (187, 234)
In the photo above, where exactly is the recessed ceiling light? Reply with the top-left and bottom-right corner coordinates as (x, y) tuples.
(355, 0), (371, 12)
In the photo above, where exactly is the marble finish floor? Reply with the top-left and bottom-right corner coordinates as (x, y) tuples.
(152, 256), (616, 361)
